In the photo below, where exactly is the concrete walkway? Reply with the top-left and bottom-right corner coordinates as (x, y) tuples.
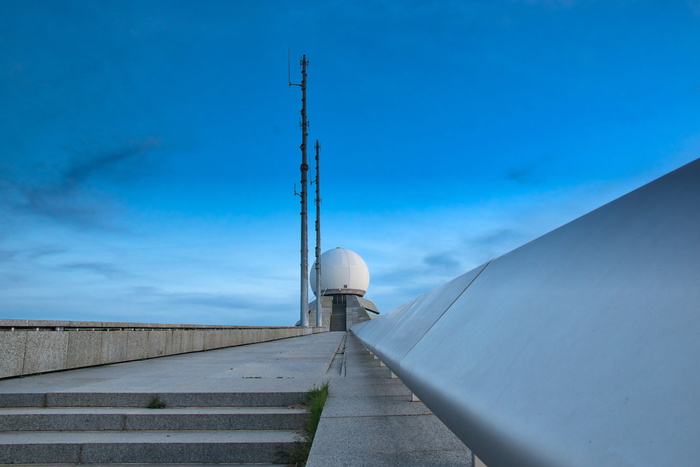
(0, 332), (345, 465)
(307, 333), (472, 466)
(0, 331), (344, 397)
(1, 330), (470, 465)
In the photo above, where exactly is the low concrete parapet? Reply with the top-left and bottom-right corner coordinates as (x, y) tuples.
(0, 320), (322, 379)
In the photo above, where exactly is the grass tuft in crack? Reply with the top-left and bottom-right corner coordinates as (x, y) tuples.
(279, 382), (330, 466)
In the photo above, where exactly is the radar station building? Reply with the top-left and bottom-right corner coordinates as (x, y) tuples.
(309, 247), (379, 331)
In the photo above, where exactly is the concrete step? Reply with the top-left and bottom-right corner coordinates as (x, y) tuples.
(0, 392), (306, 408)
(0, 430), (297, 464)
(8, 464), (281, 467)
(0, 407), (307, 431)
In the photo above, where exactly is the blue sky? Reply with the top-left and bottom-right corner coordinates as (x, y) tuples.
(1, 0), (699, 325)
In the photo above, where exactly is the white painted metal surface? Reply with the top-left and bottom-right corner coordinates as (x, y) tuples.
(310, 247), (370, 296)
(353, 263), (489, 370)
(353, 159), (700, 466)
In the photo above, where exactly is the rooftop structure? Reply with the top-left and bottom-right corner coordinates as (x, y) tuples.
(308, 247), (378, 331)
(310, 247), (370, 296)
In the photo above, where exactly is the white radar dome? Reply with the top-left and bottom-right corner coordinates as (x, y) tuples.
(310, 247), (370, 296)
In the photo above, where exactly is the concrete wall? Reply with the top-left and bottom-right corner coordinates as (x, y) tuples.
(0, 321), (322, 379)
(308, 296), (333, 330)
(345, 295), (371, 329)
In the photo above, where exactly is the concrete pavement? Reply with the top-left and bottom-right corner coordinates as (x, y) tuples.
(307, 333), (472, 466)
(1, 330), (471, 465)
(0, 331), (343, 397)
(0, 332), (344, 465)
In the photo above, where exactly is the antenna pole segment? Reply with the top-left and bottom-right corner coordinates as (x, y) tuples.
(290, 55), (310, 327)
(314, 140), (322, 327)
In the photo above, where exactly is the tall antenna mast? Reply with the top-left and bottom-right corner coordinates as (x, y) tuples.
(290, 54), (310, 327)
(313, 140), (322, 327)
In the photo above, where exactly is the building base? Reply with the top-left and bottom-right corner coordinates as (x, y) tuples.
(308, 295), (379, 331)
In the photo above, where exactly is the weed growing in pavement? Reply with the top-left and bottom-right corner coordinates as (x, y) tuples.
(278, 382), (330, 466)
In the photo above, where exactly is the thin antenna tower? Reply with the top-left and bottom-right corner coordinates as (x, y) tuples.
(313, 140), (322, 327)
(290, 54), (310, 327)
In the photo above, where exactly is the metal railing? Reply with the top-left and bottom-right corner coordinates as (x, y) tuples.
(353, 158), (700, 467)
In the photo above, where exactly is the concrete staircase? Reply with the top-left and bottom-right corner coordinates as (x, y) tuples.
(0, 391), (307, 465)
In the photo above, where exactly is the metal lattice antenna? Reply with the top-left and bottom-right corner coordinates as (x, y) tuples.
(313, 140), (322, 327)
(290, 54), (310, 327)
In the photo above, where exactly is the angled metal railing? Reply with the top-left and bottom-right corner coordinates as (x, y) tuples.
(353, 158), (700, 467)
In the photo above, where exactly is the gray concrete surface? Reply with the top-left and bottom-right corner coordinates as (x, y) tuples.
(0, 332), (25, 377)
(307, 333), (472, 466)
(1, 330), (470, 465)
(0, 430), (298, 464)
(0, 331), (344, 395)
(0, 407), (308, 431)
(0, 320), (322, 378)
(0, 332), (346, 465)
